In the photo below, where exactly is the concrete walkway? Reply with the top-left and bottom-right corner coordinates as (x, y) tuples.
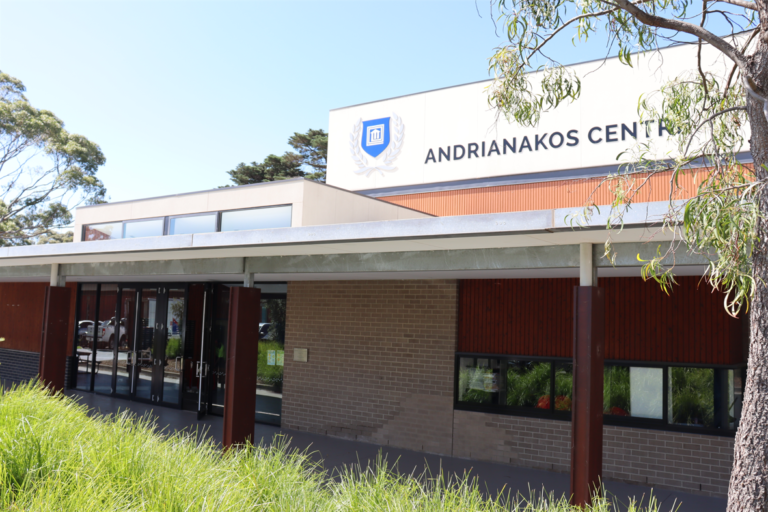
(65, 390), (726, 512)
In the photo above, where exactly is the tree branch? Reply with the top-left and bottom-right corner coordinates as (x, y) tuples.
(716, 0), (758, 10)
(611, 0), (748, 69)
(684, 105), (748, 156)
(511, 0), (656, 72)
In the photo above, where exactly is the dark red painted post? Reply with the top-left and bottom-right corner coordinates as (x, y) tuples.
(570, 286), (605, 506)
(39, 286), (72, 391)
(222, 286), (261, 449)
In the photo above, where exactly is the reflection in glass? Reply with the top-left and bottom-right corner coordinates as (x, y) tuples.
(728, 369), (744, 430)
(552, 362), (573, 411)
(222, 205), (292, 232)
(84, 222), (123, 241)
(115, 289), (138, 396)
(506, 361), (550, 408)
(668, 367), (715, 427)
(209, 284), (231, 413)
(75, 284), (98, 391)
(256, 298), (286, 425)
(604, 366), (631, 416)
(457, 357), (500, 405)
(604, 366), (663, 418)
(169, 214), (217, 235)
(124, 219), (164, 238)
(183, 285), (206, 400)
(135, 289), (158, 401)
(162, 289), (185, 405)
(93, 285), (118, 394)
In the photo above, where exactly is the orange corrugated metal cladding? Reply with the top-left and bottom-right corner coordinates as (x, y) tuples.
(380, 169), (706, 217)
(458, 277), (743, 365)
(0, 282), (78, 353)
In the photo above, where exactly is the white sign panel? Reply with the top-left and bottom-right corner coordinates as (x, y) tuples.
(328, 40), (745, 192)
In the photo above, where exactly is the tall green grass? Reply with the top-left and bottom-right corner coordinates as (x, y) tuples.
(0, 383), (660, 511)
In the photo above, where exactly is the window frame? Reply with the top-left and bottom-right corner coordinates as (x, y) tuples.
(82, 204), (293, 242)
(166, 212), (220, 236)
(122, 217), (167, 238)
(219, 204), (293, 232)
(82, 221), (124, 242)
(454, 352), (746, 437)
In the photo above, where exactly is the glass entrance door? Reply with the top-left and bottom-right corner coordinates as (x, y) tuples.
(207, 284), (232, 416)
(119, 286), (183, 405)
(181, 284), (213, 416)
(161, 287), (186, 406)
(114, 287), (138, 397)
(134, 287), (159, 402)
(255, 298), (285, 425)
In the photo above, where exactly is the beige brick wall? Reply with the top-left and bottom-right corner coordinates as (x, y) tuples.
(282, 280), (458, 455)
(453, 411), (572, 472)
(452, 411), (733, 497)
(603, 425), (733, 496)
(281, 279), (734, 498)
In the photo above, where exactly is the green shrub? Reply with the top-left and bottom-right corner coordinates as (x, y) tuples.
(0, 383), (662, 511)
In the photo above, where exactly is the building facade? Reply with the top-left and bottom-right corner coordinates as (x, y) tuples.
(0, 40), (748, 498)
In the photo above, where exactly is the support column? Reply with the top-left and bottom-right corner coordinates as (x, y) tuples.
(50, 263), (66, 287)
(570, 243), (605, 506)
(39, 286), (71, 391)
(222, 286), (261, 448)
(243, 272), (253, 288)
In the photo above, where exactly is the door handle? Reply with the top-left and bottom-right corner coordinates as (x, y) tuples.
(195, 361), (209, 377)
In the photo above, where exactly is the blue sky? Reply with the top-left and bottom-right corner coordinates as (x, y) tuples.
(0, 0), (690, 204)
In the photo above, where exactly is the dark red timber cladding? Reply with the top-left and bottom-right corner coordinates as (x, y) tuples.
(0, 282), (77, 353)
(458, 277), (743, 364)
(458, 279), (577, 357)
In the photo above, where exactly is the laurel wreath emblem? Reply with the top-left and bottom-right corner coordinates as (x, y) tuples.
(349, 113), (405, 177)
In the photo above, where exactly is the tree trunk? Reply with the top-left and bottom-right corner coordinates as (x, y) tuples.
(727, 39), (768, 512)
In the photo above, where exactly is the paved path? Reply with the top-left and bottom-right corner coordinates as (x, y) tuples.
(64, 390), (725, 512)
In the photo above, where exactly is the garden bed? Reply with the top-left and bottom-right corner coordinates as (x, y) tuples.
(0, 383), (657, 511)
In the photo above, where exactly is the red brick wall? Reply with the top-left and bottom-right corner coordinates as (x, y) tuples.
(282, 280), (458, 455)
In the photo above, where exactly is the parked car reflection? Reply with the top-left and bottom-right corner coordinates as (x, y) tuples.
(78, 318), (127, 349)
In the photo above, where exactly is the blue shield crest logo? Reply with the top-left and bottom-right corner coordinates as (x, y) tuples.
(360, 117), (390, 158)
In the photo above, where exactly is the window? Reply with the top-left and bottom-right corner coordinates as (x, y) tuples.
(668, 367), (715, 428)
(455, 354), (744, 435)
(221, 205), (292, 232)
(554, 361), (573, 411)
(80, 205), (294, 242)
(84, 222), (123, 241)
(169, 213), (217, 235)
(604, 365), (663, 419)
(506, 360), (550, 408)
(458, 357), (501, 405)
(727, 369), (744, 430)
(123, 218), (164, 238)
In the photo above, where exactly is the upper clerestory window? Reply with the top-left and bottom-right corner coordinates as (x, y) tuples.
(168, 213), (217, 236)
(82, 204), (292, 241)
(221, 205), (292, 232)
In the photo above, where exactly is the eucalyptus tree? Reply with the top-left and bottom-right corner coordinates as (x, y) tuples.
(0, 71), (106, 245)
(488, 1), (768, 509)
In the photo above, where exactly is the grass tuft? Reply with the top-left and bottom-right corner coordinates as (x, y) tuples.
(0, 382), (661, 511)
